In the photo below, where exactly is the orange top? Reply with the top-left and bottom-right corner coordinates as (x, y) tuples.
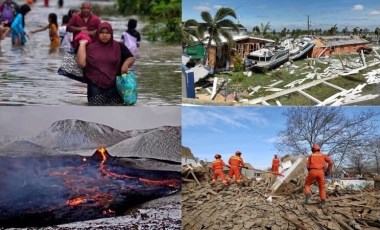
(272, 157), (280, 166)
(49, 23), (60, 49)
(307, 152), (333, 171)
(212, 159), (225, 170)
(229, 155), (245, 168)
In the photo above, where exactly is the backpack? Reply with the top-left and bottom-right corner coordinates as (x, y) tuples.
(1, 3), (16, 23)
(122, 31), (138, 56)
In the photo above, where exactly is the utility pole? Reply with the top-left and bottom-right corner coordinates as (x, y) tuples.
(307, 15), (310, 35)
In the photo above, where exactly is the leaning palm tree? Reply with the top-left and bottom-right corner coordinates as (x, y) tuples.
(252, 26), (260, 35)
(182, 19), (205, 49)
(260, 22), (271, 37)
(200, 7), (238, 65)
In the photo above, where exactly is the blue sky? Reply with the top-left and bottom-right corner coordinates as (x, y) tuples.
(182, 0), (380, 31)
(182, 106), (379, 170)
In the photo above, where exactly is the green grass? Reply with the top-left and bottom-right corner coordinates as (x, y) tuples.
(202, 54), (380, 104)
(303, 84), (341, 101)
(267, 92), (316, 106)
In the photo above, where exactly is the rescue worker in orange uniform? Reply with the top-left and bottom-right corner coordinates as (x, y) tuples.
(227, 151), (245, 186)
(272, 154), (280, 174)
(210, 154), (228, 187)
(304, 144), (333, 208)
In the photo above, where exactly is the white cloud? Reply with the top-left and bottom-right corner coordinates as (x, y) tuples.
(369, 10), (380, 16)
(182, 107), (268, 130)
(265, 136), (279, 143)
(193, 5), (212, 12)
(352, 4), (364, 11)
(213, 5), (224, 9)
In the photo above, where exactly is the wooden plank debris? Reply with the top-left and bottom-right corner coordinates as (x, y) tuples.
(182, 156), (379, 230)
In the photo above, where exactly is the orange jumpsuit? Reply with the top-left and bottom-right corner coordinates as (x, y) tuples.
(304, 152), (333, 201)
(211, 159), (227, 185)
(228, 155), (245, 184)
(272, 157), (280, 173)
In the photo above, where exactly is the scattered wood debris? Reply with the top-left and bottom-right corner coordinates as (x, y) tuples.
(182, 159), (380, 230)
(245, 49), (380, 106)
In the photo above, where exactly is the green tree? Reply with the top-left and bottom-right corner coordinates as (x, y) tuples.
(353, 27), (359, 36)
(117, 0), (181, 43)
(279, 27), (287, 38)
(328, 24), (338, 35)
(342, 27), (348, 35)
(182, 19), (204, 48)
(260, 22), (271, 37)
(252, 26), (260, 35)
(199, 7), (238, 65)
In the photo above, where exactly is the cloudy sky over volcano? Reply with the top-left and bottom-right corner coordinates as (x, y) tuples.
(0, 107), (181, 137)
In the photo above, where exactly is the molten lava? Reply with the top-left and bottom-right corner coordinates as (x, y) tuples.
(94, 147), (180, 187)
(0, 148), (181, 228)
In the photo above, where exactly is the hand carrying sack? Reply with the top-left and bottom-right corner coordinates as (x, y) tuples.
(116, 72), (138, 105)
(57, 51), (86, 83)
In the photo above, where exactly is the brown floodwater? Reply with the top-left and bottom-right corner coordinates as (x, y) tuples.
(0, 0), (181, 105)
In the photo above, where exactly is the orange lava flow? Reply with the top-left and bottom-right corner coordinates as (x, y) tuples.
(98, 149), (179, 187)
(67, 197), (87, 206)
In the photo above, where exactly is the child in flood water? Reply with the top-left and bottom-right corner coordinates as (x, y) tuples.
(10, 4), (30, 45)
(0, 21), (10, 40)
(30, 13), (60, 49)
(58, 14), (72, 51)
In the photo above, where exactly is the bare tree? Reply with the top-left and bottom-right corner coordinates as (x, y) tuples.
(275, 107), (379, 168)
(366, 137), (380, 174)
(346, 148), (371, 175)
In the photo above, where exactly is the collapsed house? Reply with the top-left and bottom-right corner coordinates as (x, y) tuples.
(182, 154), (380, 230)
(312, 36), (370, 58)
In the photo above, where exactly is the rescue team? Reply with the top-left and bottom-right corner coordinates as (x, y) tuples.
(211, 144), (333, 209)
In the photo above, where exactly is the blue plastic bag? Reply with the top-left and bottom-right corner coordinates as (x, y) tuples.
(116, 72), (138, 105)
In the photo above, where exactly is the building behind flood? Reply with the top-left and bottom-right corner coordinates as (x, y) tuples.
(311, 35), (370, 58)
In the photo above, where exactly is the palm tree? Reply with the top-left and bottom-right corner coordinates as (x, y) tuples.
(200, 7), (238, 65)
(182, 19), (204, 48)
(279, 27), (287, 38)
(252, 26), (260, 35)
(260, 22), (271, 37)
(342, 27), (348, 36)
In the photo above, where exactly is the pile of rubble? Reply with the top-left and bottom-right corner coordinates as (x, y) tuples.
(245, 51), (380, 106)
(182, 159), (380, 230)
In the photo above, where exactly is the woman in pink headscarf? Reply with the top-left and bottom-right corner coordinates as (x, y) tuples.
(76, 21), (135, 105)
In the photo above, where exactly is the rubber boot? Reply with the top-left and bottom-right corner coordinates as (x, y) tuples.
(304, 194), (311, 204)
(320, 200), (326, 208)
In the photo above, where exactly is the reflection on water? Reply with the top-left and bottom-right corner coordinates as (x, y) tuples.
(0, 0), (181, 106)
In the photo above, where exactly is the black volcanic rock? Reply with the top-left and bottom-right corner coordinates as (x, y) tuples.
(29, 119), (129, 151)
(0, 155), (181, 228)
(0, 140), (61, 156)
(108, 126), (181, 163)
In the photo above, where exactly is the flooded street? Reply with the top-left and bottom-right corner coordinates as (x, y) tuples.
(0, 0), (181, 105)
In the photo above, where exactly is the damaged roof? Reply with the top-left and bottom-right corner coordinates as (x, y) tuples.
(315, 35), (369, 47)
